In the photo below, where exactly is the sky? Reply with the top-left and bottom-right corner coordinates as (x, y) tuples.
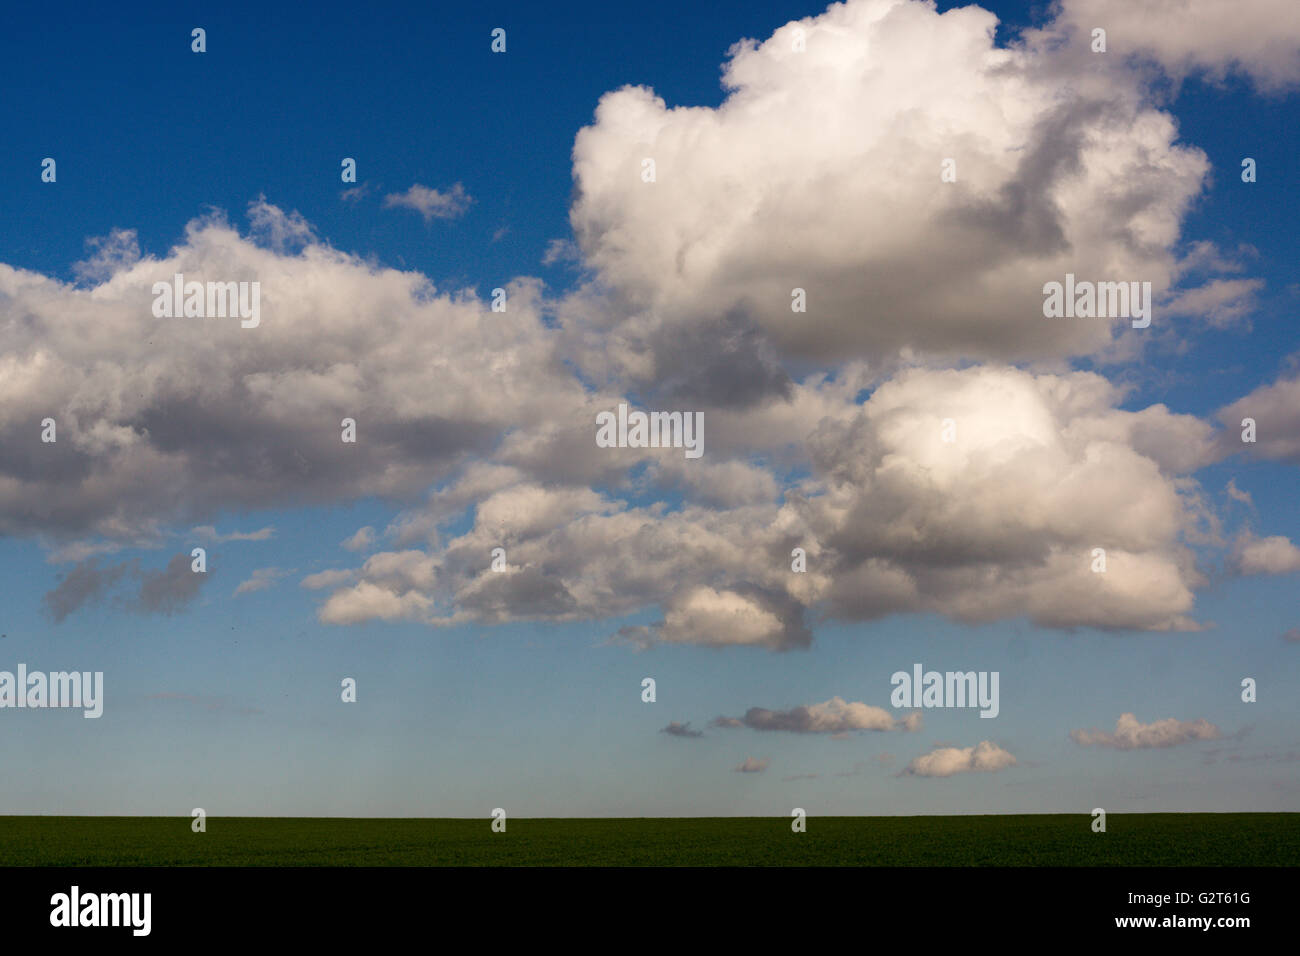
(0, 0), (1298, 818)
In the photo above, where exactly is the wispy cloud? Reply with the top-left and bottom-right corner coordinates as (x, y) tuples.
(234, 567), (293, 596)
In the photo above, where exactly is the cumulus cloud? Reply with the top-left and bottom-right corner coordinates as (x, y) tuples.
(560, 0), (1232, 397)
(2, 1), (1287, 651)
(734, 757), (770, 773)
(0, 201), (582, 544)
(318, 364), (1221, 637)
(902, 740), (1017, 777)
(1070, 712), (1222, 749)
(383, 183), (473, 221)
(1218, 374), (1300, 464)
(714, 696), (918, 733)
(1233, 532), (1300, 575)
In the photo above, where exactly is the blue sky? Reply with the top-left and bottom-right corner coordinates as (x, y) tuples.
(1, 0), (1298, 817)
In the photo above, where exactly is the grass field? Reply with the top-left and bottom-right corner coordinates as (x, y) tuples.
(1, 813), (1297, 866)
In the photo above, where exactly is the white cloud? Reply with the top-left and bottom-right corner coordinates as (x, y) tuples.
(902, 740), (1017, 777)
(0, 202), (582, 543)
(1070, 712), (1221, 749)
(562, 0), (1220, 393)
(1233, 532), (1300, 575)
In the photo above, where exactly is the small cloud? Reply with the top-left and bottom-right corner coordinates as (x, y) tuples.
(1233, 532), (1300, 575)
(541, 238), (580, 266)
(234, 567), (292, 596)
(384, 183), (473, 222)
(492, 225), (510, 242)
(192, 525), (275, 544)
(734, 757), (770, 773)
(714, 697), (917, 733)
(1225, 478), (1252, 506)
(1163, 278), (1264, 330)
(341, 526), (377, 552)
(1283, 628), (1300, 643)
(660, 721), (703, 738)
(340, 183), (373, 203)
(1070, 713), (1221, 750)
(901, 741), (1017, 778)
(300, 568), (357, 590)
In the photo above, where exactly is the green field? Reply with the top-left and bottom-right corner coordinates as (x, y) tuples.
(2, 813), (1297, 866)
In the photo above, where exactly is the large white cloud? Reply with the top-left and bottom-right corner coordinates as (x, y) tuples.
(562, 0), (1222, 394)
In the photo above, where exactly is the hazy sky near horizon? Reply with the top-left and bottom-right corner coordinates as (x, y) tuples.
(1, 0), (1298, 817)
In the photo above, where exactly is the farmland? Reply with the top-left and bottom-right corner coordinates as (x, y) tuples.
(1, 813), (1295, 866)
